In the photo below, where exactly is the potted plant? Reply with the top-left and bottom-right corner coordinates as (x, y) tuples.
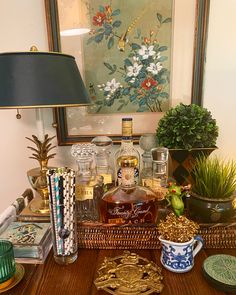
(157, 183), (203, 273)
(189, 156), (236, 223)
(156, 103), (219, 185)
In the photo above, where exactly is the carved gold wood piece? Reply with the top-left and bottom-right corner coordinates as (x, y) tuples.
(94, 251), (164, 295)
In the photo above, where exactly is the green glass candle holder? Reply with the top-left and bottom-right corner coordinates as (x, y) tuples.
(0, 240), (16, 285)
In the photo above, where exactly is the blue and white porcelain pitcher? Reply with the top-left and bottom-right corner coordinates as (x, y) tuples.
(159, 235), (204, 273)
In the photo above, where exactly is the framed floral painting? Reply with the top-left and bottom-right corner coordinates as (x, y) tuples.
(45, 0), (210, 144)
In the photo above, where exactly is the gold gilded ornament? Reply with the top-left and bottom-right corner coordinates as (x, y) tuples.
(94, 251), (164, 294)
(157, 213), (199, 243)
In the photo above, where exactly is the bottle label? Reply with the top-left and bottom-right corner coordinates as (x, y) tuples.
(107, 203), (153, 224)
(142, 178), (167, 199)
(76, 185), (94, 201)
(142, 178), (161, 187)
(117, 167), (139, 185)
(121, 167), (134, 186)
(108, 218), (124, 224)
(100, 173), (112, 185)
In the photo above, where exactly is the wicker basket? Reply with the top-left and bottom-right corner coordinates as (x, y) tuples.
(77, 222), (236, 249)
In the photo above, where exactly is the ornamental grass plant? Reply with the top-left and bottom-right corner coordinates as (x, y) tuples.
(191, 156), (236, 199)
(156, 103), (219, 150)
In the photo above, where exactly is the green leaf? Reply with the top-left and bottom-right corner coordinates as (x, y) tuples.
(158, 46), (168, 52)
(159, 92), (169, 98)
(99, 5), (105, 12)
(124, 58), (133, 67)
(96, 106), (102, 113)
(86, 36), (95, 45)
(95, 100), (104, 105)
(163, 17), (172, 24)
(104, 62), (113, 71)
(117, 104), (125, 111)
(111, 9), (120, 16)
(95, 33), (104, 43)
(108, 36), (114, 49)
(122, 88), (130, 95)
(112, 20), (121, 27)
(131, 43), (141, 50)
(157, 13), (162, 24)
(158, 56), (168, 62)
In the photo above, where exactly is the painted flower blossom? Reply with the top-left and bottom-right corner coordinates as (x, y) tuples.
(138, 45), (155, 60)
(93, 12), (106, 26)
(141, 78), (157, 90)
(104, 78), (121, 93)
(105, 5), (112, 14)
(127, 63), (143, 77)
(147, 62), (163, 75)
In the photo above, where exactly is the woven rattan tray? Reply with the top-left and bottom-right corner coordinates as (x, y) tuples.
(77, 221), (236, 249)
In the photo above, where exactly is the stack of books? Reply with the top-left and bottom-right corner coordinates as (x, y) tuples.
(0, 221), (52, 264)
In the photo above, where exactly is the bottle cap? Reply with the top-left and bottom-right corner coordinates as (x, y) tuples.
(118, 156), (138, 167)
(122, 118), (133, 138)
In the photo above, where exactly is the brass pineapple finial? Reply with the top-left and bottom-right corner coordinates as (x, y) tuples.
(26, 134), (56, 170)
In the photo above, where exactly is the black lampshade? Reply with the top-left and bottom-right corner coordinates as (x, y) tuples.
(0, 51), (91, 108)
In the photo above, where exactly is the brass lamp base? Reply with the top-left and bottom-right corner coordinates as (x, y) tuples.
(29, 197), (50, 214)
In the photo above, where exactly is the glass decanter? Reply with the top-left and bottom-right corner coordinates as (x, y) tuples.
(71, 143), (104, 222)
(91, 136), (114, 193)
(139, 133), (157, 186)
(149, 147), (169, 200)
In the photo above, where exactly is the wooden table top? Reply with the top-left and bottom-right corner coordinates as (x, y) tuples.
(4, 248), (236, 295)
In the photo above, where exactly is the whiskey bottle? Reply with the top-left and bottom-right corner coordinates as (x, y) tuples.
(71, 143), (104, 222)
(91, 136), (114, 193)
(100, 155), (158, 225)
(115, 118), (140, 185)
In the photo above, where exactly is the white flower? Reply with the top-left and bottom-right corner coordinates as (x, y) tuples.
(138, 45), (155, 60)
(104, 78), (121, 94)
(147, 62), (163, 75)
(156, 52), (161, 60)
(130, 78), (136, 83)
(127, 62), (143, 77)
(133, 56), (139, 62)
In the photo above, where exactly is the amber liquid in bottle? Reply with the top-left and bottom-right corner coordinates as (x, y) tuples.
(100, 155), (158, 225)
(115, 118), (140, 185)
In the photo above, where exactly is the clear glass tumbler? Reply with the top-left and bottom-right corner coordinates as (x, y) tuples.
(0, 240), (16, 287)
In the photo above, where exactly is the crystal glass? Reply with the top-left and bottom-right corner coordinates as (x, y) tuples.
(151, 147), (168, 187)
(91, 136), (114, 192)
(139, 133), (157, 158)
(139, 133), (157, 185)
(47, 167), (78, 265)
(0, 240), (16, 285)
(71, 143), (104, 222)
(140, 147), (169, 201)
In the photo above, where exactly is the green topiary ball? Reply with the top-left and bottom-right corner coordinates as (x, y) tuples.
(156, 103), (219, 150)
